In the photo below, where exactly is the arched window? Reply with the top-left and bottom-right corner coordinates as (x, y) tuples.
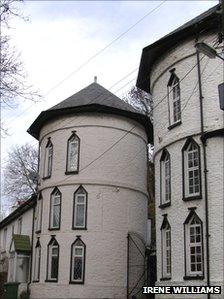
(46, 236), (59, 282)
(184, 210), (204, 278)
(70, 237), (86, 284)
(33, 239), (41, 282)
(49, 188), (61, 230)
(73, 186), (87, 229)
(160, 149), (171, 207)
(44, 138), (53, 178)
(35, 193), (43, 233)
(182, 138), (201, 200)
(161, 215), (171, 279)
(66, 132), (80, 174)
(167, 70), (181, 128)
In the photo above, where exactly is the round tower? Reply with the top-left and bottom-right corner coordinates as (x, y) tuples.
(28, 82), (153, 298)
(137, 4), (223, 299)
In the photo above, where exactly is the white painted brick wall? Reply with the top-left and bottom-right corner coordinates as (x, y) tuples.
(151, 31), (224, 299)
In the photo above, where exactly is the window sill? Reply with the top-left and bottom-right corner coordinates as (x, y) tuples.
(42, 176), (51, 180)
(168, 121), (182, 130)
(45, 279), (58, 283)
(182, 195), (202, 202)
(32, 280), (39, 283)
(160, 277), (171, 281)
(183, 275), (204, 280)
(159, 202), (171, 209)
(48, 227), (60, 231)
(69, 280), (84, 284)
(72, 227), (87, 230)
(35, 230), (41, 234)
(65, 171), (79, 175)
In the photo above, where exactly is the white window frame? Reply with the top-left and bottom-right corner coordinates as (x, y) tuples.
(73, 187), (87, 229)
(47, 239), (59, 281)
(161, 222), (171, 279)
(17, 218), (22, 235)
(185, 213), (203, 277)
(70, 239), (85, 283)
(49, 188), (61, 230)
(66, 133), (80, 173)
(168, 73), (181, 127)
(183, 140), (201, 198)
(8, 252), (30, 283)
(35, 195), (43, 232)
(44, 139), (53, 178)
(160, 151), (171, 205)
(33, 241), (41, 281)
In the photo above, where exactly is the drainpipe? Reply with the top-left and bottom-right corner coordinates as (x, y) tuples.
(196, 49), (210, 299)
(127, 233), (130, 299)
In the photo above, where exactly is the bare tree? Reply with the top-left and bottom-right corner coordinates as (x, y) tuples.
(123, 85), (153, 121)
(0, 0), (41, 110)
(3, 143), (38, 201)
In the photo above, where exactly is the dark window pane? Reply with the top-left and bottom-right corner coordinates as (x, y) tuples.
(73, 257), (83, 280)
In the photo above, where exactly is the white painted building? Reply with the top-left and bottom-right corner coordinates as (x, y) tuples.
(0, 82), (153, 298)
(137, 4), (223, 299)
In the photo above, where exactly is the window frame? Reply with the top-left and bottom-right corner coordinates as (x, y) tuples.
(17, 218), (22, 234)
(69, 237), (86, 284)
(184, 210), (204, 280)
(35, 193), (43, 233)
(46, 236), (59, 282)
(65, 132), (80, 175)
(72, 186), (87, 230)
(33, 239), (41, 282)
(43, 138), (53, 179)
(182, 138), (202, 201)
(49, 188), (61, 231)
(160, 215), (171, 280)
(167, 70), (182, 130)
(160, 149), (171, 208)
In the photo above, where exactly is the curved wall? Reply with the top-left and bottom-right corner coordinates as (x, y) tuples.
(30, 113), (149, 299)
(151, 31), (223, 299)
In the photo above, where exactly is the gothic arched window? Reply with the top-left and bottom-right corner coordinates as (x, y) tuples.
(167, 70), (181, 128)
(70, 237), (86, 284)
(46, 236), (59, 282)
(184, 210), (204, 278)
(66, 132), (80, 174)
(161, 215), (171, 279)
(73, 186), (87, 229)
(160, 149), (171, 206)
(182, 138), (201, 200)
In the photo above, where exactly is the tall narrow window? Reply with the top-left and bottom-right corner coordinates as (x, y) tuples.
(161, 216), (171, 279)
(46, 236), (59, 282)
(3, 228), (7, 251)
(160, 150), (171, 206)
(168, 71), (181, 128)
(35, 193), (43, 233)
(17, 218), (22, 234)
(182, 138), (201, 200)
(49, 188), (61, 230)
(33, 239), (41, 282)
(44, 138), (53, 178)
(73, 186), (87, 229)
(184, 211), (204, 278)
(66, 132), (80, 174)
(70, 237), (85, 284)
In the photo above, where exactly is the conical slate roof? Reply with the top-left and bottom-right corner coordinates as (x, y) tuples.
(28, 82), (153, 143)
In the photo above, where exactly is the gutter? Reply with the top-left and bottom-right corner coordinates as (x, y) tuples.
(196, 49), (210, 299)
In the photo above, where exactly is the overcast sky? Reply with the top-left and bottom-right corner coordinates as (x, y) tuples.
(1, 0), (218, 212)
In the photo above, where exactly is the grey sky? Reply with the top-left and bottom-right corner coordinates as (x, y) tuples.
(1, 0), (218, 212)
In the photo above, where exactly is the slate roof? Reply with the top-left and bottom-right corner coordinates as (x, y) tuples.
(137, 4), (221, 93)
(28, 82), (153, 143)
(12, 234), (31, 254)
(0, 195), (36, 229)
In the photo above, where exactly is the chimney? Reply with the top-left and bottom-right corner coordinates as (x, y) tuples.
(94, 76), (97, 83)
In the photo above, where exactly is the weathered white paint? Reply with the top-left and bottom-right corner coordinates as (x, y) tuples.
(30, 112), (149, 298)
(151, 31), (224, 299)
